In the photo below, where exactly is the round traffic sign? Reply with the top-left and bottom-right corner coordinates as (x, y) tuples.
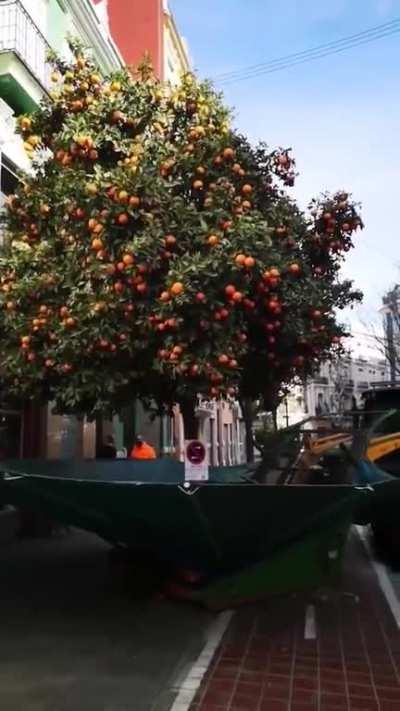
(186, 440), (206, 465)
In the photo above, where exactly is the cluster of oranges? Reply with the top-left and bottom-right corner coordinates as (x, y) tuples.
(234, 254), (256, 269)
(159, 282), (184, 302)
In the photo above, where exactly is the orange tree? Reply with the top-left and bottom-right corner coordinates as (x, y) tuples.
(0, 42), (362, 440)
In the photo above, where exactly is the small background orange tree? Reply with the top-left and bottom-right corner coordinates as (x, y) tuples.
(0, 41), (362, 447)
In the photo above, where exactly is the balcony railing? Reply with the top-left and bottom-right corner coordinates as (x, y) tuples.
(0, 0), (51, 90)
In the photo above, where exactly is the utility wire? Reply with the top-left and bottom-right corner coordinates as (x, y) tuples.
(215, 17), (400, 80)
(219, 27), (400, 85)
(213, 18), (400, 85)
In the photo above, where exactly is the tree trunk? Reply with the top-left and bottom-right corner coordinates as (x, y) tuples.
(241, 398), (255, 463)
(22, 403), (47, 457)
(179, 397), (199, 440)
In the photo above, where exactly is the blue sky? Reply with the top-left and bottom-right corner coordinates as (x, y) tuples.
(170, 0), (400, 346)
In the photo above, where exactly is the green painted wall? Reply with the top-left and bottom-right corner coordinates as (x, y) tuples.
(0, 58), (38, 114)
(47, 0), (68, 52)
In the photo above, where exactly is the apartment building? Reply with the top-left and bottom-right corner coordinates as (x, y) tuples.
(93, 0), (191, 83)
(276, 354), (390, 428)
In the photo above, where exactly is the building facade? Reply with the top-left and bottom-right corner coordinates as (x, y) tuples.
(381, 285), (400, 383)
(0, 0), (122, 458)
(92, 0), (191, 83)
(277, 354), (390, 427)
(0, 0), (122, 213)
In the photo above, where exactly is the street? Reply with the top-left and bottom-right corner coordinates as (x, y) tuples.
(0, 524), (214, 711)
(1, 518), (400, 710)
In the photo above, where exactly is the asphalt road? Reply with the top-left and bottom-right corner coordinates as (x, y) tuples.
(0, 523), (215, 711)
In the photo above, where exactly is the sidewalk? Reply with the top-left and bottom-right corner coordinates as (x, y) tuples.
(189, 530), (400, 711)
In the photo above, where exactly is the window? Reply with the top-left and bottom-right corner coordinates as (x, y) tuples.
(1, 155), (19, 196)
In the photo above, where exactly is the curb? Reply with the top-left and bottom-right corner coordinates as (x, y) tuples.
(170, 610), (233, 711)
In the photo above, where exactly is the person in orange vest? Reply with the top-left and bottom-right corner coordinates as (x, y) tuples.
(130, 435), (156, 460)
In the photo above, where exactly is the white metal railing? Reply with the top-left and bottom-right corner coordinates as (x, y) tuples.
(0, 0), (51, 89)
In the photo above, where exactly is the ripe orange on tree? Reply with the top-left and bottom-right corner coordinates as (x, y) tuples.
(244, 256), (255, 268)
(170, 282), (184, 296)
(122, 253), (134, 266)
(224, 284), (236, 297)
(218, 354), (230, 365)
(91, 237), (103, 251)
(117, 213), (129, 225)
(235, 254), (246, 266)
(164, 234), (176, 247)
(223, 147), (235, 160)
(207, 234), (219, 247)
(118, 190), (129, 204)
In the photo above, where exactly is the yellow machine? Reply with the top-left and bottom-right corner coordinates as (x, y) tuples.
(290, 429), (400, 484)
(366, 432), (400, 462)
(306, 430), (400, 462)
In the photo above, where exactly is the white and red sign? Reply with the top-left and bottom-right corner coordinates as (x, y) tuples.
(184, 440), (209, 481)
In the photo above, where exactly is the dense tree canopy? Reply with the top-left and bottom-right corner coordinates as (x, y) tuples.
(0, 42), (362, 423)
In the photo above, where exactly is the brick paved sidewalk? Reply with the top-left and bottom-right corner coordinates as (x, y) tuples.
(190, 530), (400, 711)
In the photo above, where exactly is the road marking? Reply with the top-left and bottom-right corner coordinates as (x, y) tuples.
(304, 604), (317, 639)
(356, 525), (400, 629)
(170, 609), (234, 711)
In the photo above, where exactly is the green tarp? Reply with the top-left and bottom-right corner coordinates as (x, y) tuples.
(0, 459), (364, 574)
(0, 458), (251, 484)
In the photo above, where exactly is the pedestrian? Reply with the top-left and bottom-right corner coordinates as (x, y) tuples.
(98, 435), (117, 459)
(130, 435), (156, 460)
